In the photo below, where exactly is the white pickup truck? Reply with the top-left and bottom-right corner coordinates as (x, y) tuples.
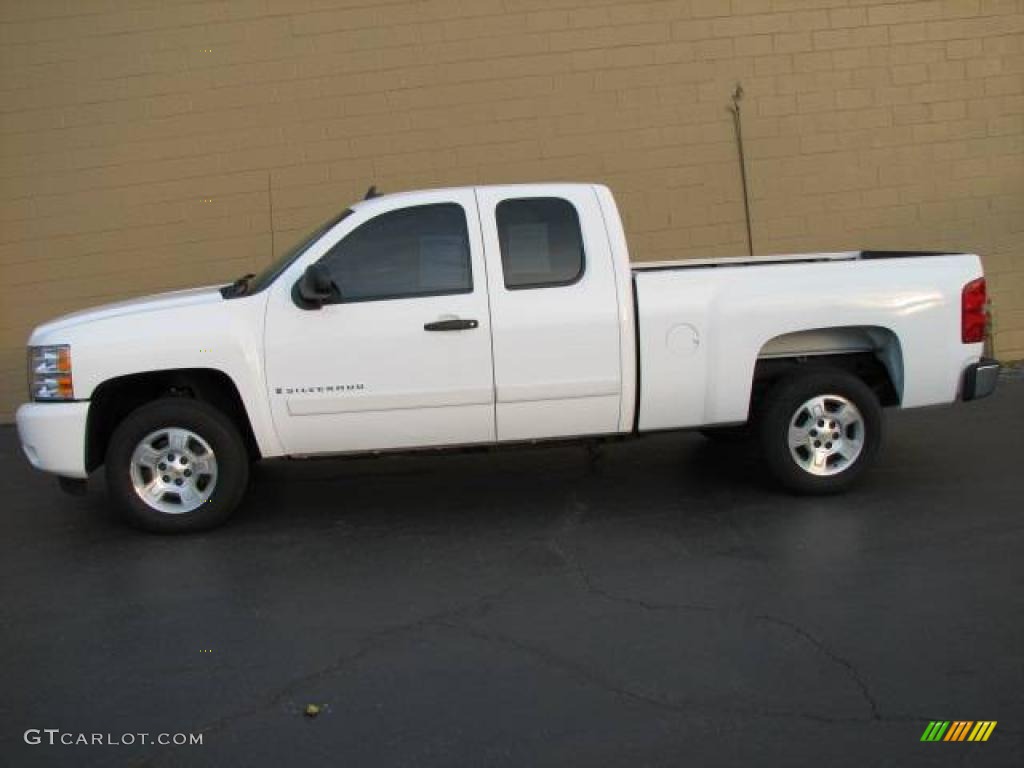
(17, 183), (998, 532)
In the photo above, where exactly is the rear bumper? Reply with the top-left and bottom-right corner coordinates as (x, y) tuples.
(961, 358), (1000, 402)
(15, 401), (90, 479)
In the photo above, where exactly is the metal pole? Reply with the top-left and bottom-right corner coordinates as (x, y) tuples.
(728, 83), (754, 257)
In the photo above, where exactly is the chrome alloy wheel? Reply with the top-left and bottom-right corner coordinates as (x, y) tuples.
(129, 427), (218, 514)
(786, 394), (865, 477)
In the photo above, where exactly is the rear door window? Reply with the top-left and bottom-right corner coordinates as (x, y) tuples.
(495, 198), (585, 289)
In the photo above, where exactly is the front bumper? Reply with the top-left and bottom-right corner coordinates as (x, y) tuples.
(961, 358), (1000, 402)
(15, 401), (90, 479)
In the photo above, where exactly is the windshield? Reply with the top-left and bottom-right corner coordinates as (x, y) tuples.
(243, 209), (353, 295)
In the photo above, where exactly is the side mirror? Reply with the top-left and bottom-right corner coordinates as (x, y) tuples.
(295, 263), (337, 309)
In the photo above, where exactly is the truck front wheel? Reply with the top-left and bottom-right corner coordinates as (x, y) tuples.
(105, 398), (250, 533)
(758, 368), (882, 494)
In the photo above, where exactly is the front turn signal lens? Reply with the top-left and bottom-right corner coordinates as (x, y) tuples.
(56, 345), (72, 374)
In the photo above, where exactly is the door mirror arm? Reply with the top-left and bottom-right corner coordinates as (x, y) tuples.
(294, 263), (338, 309)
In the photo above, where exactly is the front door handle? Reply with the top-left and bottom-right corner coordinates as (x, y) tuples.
(424, 318), (479, 331)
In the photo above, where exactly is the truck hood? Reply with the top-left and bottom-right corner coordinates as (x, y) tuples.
(30, 285), (224, 343)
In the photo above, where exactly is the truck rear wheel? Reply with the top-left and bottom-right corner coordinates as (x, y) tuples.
(758, 367), (882, 494)
(105, 398), (250, 533)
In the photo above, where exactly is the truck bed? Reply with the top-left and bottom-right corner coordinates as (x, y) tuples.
(630, 249), (983, 432)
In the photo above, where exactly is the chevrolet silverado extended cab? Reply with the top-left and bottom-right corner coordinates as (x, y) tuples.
(17, 183), (999, 532)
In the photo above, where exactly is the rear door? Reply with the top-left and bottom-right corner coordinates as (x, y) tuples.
(475, 185), (623, 441)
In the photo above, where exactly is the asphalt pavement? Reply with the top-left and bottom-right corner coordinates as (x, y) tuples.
(1, 376), (1022, 767)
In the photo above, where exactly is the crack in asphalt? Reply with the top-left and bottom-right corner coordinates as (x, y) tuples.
(547, 489), (715, 614)
(536, 487), (1023, 740)
(432, 618), (886, 728)
(446, 612), (1023, 736)
(545, 486), (885, 725)
(126, 582), (519, 768)
(128, 468), (1023, 763)
(754, 614), (881, 721)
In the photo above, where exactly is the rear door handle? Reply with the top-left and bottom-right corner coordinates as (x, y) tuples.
(424, 318), (479, 331)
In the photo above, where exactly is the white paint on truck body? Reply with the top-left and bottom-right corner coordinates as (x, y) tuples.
(16, 182), (985, 478)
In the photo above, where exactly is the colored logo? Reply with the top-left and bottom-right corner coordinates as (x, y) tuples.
(921, 721), (997, 742)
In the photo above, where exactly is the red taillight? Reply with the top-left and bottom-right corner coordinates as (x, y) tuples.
(961, 277), (988, 344)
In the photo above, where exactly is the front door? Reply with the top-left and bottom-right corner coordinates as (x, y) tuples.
(263, 189), (495, 455)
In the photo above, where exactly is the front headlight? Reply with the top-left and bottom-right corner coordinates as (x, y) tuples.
(28, 345), (74, 401)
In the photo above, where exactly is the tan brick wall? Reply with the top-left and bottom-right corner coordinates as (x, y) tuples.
(2, 0), (1022, 421)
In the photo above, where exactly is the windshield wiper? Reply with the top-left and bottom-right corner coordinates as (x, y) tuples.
(220, 273), (255, 299)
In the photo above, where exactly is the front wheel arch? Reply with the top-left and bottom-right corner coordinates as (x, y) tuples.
(86, 368), (260, 472)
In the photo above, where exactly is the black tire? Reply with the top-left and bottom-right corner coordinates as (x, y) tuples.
(105, 398), (250, 533)
(758, 367), (882, 495)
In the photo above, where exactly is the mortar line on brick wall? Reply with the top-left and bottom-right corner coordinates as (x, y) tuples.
(3, 4), (1020, 67)
(4, 38), (1019, 131)
(3, 62), (1018, 156)
(1, 229), (271, 272)
(1, 31), (776, 119)
(0, 116), (741, 203)
(1, 0), (535, 47)
(1, 119), (736, 190)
